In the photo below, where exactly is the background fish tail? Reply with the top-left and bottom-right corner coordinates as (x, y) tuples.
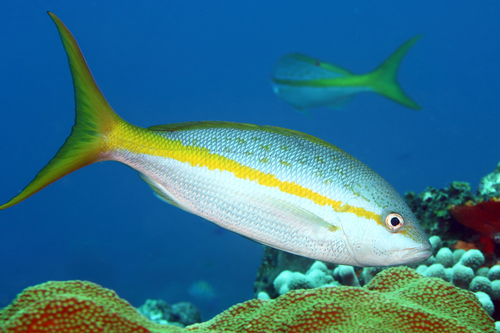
(0, 13), (124, 210)
(367, 35), (422, 110)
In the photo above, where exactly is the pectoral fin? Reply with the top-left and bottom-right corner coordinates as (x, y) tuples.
(237, 195), (340, 250)
(265, 197), (339, 233)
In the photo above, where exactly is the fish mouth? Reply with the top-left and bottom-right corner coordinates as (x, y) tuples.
(394, 245), (432, 265)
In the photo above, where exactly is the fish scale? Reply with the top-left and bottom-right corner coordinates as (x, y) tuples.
(0, 12), (431, 267)
(130, 154), (349, 262)
(152, 125), (365, 198)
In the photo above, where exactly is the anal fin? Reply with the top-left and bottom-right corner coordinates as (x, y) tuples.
(139, 173), (181, 208)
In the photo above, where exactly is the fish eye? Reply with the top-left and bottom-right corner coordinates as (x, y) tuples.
(385, 212), (404, 231)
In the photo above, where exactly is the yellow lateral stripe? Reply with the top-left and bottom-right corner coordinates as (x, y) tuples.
(111, 127), (383, 225)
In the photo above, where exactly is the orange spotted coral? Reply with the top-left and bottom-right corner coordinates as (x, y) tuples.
(189, 266), (495, 332)
(0, 267), (496, 333)
(0, 280), (191, 333)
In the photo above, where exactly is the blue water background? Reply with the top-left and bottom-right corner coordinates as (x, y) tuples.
(0, 1), (498, 320)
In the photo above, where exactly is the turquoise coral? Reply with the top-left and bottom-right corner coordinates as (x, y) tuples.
(460, 249), (486, 271)
(489, 265), (500, 280)
(470, 276), (493, 295)
(452, 263), (475, 289)
(421, 263), (448, 280)
(435, 247), (454, 268)
(454, 249), (467, 264)
(273, 261), (337, 295)
(475, 291), (495, 317)
(334, 265), (361, 287)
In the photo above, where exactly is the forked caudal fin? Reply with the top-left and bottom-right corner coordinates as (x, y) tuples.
(0, 12), (124, 210)
(366, 35), (423, 110)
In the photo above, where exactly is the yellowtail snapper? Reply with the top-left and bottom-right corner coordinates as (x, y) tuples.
(271, 36), (422, 114)
(0, 13), (431, 267)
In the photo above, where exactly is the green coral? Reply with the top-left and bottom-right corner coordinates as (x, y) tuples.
(4, 268), (496, 332)
(192, 267), (496, 332)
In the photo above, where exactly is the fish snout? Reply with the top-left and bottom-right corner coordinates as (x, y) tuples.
(392, 243), (432, 265)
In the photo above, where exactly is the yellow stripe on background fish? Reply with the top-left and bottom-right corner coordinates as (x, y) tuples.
(271, 35), (422, 114)
(0, 13), (431, 267)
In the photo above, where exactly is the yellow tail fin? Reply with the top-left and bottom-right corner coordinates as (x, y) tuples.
(367, 35), (422, 110)
(0, 12), (123, 210)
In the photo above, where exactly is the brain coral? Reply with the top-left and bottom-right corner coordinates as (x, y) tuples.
(0, 280), (190, 333)
(189, 266), (495, 333)
(0, 267), (495, 333)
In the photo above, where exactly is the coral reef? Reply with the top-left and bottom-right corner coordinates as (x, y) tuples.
(0, 280), (188, 333)
(138, 299), (202, 327)
(479, 162), (500, 200)
(415, 242), (500, 320)
(405, 162), (500, 257)
(396, 238), (500, 322)
(2, 267), (496, 332)
(334, 265), (361, 287)
(404, 181), (474, 241)
(450, 263), (475, 290)
(254, 245), (322, 299)
(273, 261), (338, 295)
(435, 247), (453, 267)
(256, 235), (500, 323)
(191, 267), (495, 332)
(461, 249), (486, 271)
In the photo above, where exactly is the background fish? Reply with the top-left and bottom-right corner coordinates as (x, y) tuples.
(271, 36), (422, 113)
(188, 280), (216, 301)
(0, 13), (431, 267)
